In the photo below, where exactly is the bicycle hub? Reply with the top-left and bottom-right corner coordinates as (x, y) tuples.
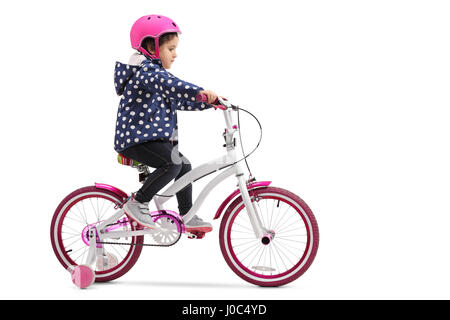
(261, 230), (275, 245)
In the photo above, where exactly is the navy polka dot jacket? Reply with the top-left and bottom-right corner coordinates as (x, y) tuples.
(113, 57), (212, 152)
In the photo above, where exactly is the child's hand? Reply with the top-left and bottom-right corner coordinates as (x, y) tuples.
(199, 90), (218, 104)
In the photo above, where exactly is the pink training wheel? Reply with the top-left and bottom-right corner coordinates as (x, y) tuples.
(69, 265), (95, 289)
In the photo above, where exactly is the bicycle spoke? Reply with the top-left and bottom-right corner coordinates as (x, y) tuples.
(271, 241), (289, 272)
(68, 245), (87, 260)
(245, 244), (265, 267)
(232, 238), (259, 248)
(231, 237), (258, 240)
(79, 200), (89, 225)
(98, 200), (114, 221)
(274, 208), (298, 233)
(71, 204), (88, 225)
(275, 238), (306, 252)
(269, 245), (277, 274)
(229, 229), (254, 235)
(276, 236), (307, 244)
(273, 239), (302, 258)
(62, 223), (82, 235)
(237, 241), (261, 261)
(64, 235), (83, 250)
(269, 200), (282, 230)
(271, 204), (292, 232)
(231, 221), (254, 233)
(72, 245), (88, 263)
(64, 215), (86, 225)
(234, 238), (259, 253)
(255, 245), (268, 270)
(61, 234), (80, 243)
(88, 198), (98, 221)
(277, 225), (305, 235)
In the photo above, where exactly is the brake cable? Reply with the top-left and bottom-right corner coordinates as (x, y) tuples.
(153, 104), (263, 198)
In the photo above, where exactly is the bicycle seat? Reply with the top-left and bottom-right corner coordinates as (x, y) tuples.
(117, 153), (141, 167)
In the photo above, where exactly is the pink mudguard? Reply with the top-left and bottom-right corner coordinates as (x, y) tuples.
(214, 181), (271, 220)
(95, 183), (129, 199)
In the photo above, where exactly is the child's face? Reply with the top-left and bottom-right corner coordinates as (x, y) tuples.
(157, 36), (179, 69)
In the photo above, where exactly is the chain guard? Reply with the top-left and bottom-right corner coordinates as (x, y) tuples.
(97, 212), (183, 248)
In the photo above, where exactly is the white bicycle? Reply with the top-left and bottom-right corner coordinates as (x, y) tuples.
(50, 96), (319, 288)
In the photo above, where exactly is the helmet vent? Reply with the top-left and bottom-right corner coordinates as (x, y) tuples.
(147, 17), (151, 20)
(172, 22), (177, 27)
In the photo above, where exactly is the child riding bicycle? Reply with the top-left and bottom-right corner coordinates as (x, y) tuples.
(114, 14), (219, 232)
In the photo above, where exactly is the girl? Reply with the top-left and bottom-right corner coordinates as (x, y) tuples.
(113, 14), (218, 233)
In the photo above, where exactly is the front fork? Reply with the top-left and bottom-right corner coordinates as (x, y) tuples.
(236, 174), (267, 239)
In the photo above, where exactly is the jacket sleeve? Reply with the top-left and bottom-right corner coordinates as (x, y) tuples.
(176, 100), (214, 111)
(138, 61), (203, 102)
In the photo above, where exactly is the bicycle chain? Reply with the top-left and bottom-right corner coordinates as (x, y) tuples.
(97, 235), (181, 248)
(95, 214), (182, 248)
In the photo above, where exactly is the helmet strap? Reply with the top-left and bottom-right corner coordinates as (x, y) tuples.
(137, 47), (157, 59)
(137, 36), (160, 60)
(154, 37), (160, 59)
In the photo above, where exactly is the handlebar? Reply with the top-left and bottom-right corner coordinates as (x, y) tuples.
(197, 92), (263, 177)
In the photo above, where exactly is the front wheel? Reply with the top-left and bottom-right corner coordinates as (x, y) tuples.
(219, 187), (319, 287)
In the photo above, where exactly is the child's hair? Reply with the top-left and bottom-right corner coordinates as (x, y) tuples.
(142, 32), (178, 54)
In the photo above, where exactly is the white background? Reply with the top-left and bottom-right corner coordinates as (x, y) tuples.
(0, 0), (449, 300)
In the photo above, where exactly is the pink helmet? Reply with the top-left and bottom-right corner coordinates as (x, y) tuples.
(130, 14), (181, 59)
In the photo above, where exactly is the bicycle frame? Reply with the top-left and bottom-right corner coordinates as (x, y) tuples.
(154, 98), (266, 238)
(94, 98), (266, 252)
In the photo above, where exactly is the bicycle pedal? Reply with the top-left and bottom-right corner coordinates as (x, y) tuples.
(187, 231), (206, 239)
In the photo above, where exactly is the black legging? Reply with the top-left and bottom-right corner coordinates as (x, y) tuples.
(120, 140), (192, 215)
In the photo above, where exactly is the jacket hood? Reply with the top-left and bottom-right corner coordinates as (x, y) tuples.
(114, 54), (164, 96)
(114, 62), (138, 96)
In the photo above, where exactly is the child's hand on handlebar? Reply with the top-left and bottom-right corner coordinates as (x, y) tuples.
(199, 90), (218, 104)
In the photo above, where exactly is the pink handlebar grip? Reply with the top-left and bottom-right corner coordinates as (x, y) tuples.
(214, 104), (227, 110)
(196, 93), (208, 103)
(195, 93), (226, 110)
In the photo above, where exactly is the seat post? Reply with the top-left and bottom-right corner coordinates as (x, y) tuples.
(117, 153), (150, 184)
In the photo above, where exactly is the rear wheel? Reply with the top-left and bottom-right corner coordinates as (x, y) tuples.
(50, 186), (144, 282)
(219, 187), (319, 287)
